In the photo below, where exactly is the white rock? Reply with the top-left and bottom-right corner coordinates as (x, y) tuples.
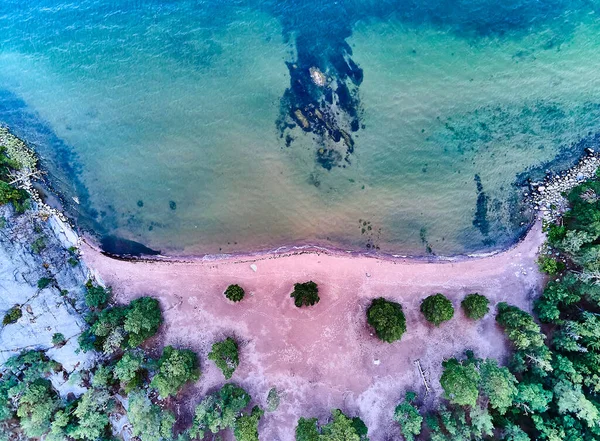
(250, 264), (257, 272)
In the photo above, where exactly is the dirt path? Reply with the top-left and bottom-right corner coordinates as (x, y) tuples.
(82, 221), (546, 441)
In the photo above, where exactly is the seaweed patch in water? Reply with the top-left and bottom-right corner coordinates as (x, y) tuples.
(100, 235), (160, 257)
(473, 174), (490, 238)
(274, 1), (363, 170)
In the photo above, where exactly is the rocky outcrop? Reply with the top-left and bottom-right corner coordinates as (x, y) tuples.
(0, 127), (95, 398)
(527, 149), (600, 221)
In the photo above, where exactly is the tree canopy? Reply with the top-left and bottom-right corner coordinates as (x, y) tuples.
(190, 383), (252, 439)
(291, 281), (320, 307)
(420, 294), (454, 326)
(225, 284), (245, 302)
(366, 297), (407, 343)
(208, 337), (240, 379)
(393, 391), (423, 441)
(150, 346), (200, 398)
(460, 293), (489, 320)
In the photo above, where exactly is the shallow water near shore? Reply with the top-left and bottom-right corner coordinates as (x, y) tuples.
(1, 1), (600, 256)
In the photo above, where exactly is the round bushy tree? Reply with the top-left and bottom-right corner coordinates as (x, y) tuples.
(367, 298), (407, 343)
(208, 337), (239, 380)
(420, 294), (454, 326)
(225, 284), (245, 302)
(461, 293), (490, 320)
(150, 346), (200, 398)
(290, 281), (320, 307)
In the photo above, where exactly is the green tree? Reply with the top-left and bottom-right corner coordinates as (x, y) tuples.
(479, 359), (517, 415)
(440, 358), (480, 407)
(296, 417), (319, 441)
(91, 365), (114, 389)
(128, 390), (176, 441)
(420, 294), (454, 326)
(553, 380), (600, 428)
(124, 297), (163, 347)
(234, 406), (264, 441)
(461, 294), (489, 320)
(84, 281), (110, 309)
(468, 405), (493, 439)
(208, 337), (239, 380)
(114, 351), (144, 392)
(321, 409), (369, 441)
(503, 423), (530, 441)
(291, 281), (320, 307)
(537, 256), (565, 276)
(366, 298), (407, 343)
(68, 389), (112, 440)
(190, 383), (251, 439)
(225, 284), (245, 302)
(496, 303), (552, 374)
(150, 346), (200, 398)
(513, 382), (553, 414)
(16, 378), (58, 437)
(393, 391), (423, 441)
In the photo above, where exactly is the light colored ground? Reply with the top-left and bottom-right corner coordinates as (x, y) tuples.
(82, 221), (546, 441)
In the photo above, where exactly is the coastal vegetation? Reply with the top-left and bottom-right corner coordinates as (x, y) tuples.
(366, 297), (407, 343)
(420, 293), (455, 326)
(225, 284), (245, 302)
(290, 281), (320, 307)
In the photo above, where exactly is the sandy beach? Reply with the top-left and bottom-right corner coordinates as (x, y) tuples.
(82, 221), (546, 440)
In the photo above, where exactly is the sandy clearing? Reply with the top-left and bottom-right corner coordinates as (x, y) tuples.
(81, 221), (546, 441)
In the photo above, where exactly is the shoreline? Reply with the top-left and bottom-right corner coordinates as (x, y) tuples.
(3, 124), (599, 268)
(80, 216), (540, 266)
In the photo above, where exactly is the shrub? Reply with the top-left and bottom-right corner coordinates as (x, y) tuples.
(420, 294), (454, 326)
(37, 277), (53, 289)
(366, 298), (407, 343)
(266, 388), (280, 412)
(537, 256), (565, 275)
(3, 305), (22, 325)
(150, 346), (200, 398)
(31, 236), (46, 254)
(225, 284), (245, 302)
(0, 181), (28, 210)
(84, 281), (110, 309)
(208, 337), (239, 380)
(290, 281), (320, 307)
(461, 294), (490, 320)
(52, 333), (66, 346)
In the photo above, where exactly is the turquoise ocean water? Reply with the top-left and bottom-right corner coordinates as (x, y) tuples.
(1, 0), (600, 256)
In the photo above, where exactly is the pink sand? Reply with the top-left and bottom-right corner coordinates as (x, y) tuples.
(82, 221), (545, 440)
